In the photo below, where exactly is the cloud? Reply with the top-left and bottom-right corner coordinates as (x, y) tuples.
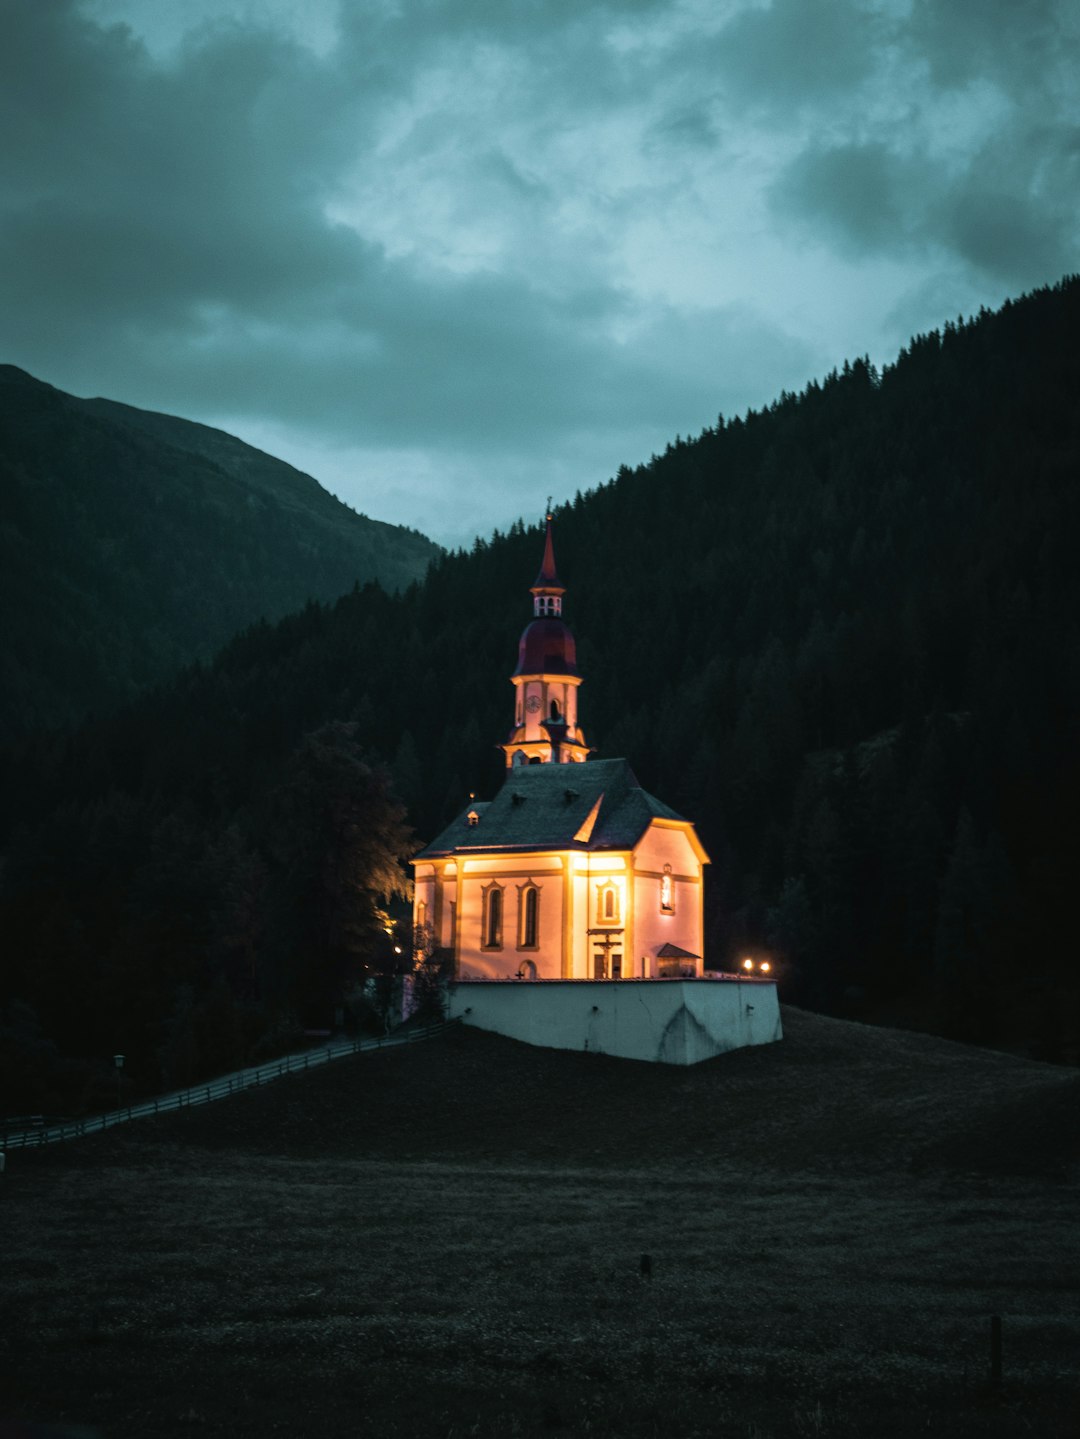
(0, 0), (1077, 545)
(765, 1), (1080, 290)
(706, 0), (887, 115)
(908, 0), (1080, 93)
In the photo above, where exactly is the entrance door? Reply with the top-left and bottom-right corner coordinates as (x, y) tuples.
(610, 952), (622, 979)
(593, 950), (607, 979)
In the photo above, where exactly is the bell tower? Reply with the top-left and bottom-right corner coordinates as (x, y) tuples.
(502, 512), (590, 767)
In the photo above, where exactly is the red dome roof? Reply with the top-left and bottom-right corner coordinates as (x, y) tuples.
(513, 617), (578, 676)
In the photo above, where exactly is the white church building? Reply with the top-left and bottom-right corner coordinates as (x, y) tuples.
(411, 516), (781, 1065)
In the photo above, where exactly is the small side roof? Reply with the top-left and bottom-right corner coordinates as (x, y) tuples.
(414, 757), (699, 860)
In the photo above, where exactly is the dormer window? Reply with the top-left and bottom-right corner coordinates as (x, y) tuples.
(467, 810), (479, 827)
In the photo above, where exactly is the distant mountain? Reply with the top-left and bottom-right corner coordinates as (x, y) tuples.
(0, 365), (439, 739)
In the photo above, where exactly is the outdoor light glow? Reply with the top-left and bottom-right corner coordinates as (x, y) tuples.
(742, 958), (754, 972)
(760, 961), (771, 973)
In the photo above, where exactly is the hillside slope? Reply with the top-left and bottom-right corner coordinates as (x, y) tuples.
(84, 1008), (1080, 1179)
(0, 365), (439, 738)
(8, 1014), (1078, 1439)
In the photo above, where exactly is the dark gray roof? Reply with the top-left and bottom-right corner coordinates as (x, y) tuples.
(415, 757), (687, 859)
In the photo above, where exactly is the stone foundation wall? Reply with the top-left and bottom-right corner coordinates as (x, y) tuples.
(446, 977), (782, 1065)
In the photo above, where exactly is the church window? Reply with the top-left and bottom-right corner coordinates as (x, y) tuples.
(660, 865), (674, 913)
(417, 900), (428, 930)
(549, 698), (561, 721)
(518, 883), (540, 949)
(482, 884), (504, 950)
(596, 881), (620, 925)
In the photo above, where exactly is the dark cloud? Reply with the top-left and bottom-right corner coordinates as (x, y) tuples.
(1, 0), (1077, 544)
(765, 0), (1079, 290)
(909, 0), (1079, 92)
(771, 122), (1079, 290)
(705, 0), (886, 113)
(770, 141), (915, 254)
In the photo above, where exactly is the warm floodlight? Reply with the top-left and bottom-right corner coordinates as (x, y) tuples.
(742, 958), (754, 972)
(760, 961), (771, 974)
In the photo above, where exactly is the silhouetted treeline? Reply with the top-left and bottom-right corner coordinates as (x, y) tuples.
(3, 277), (1079, 1108)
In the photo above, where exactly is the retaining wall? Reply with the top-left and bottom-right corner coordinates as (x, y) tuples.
(447, 977), (781, 1065)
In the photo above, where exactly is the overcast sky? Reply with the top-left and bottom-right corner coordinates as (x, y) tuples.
(2, 1), (1077, 547)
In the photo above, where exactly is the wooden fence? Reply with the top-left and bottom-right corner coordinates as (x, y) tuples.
(1, 1021), (454, 1152)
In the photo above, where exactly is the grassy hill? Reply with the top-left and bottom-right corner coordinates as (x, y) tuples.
(0, 365), (439, 739)
(5, 1012), (1078, 1438)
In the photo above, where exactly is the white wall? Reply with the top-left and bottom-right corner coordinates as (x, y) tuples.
(457, 856), (564, 980)
(631, 825), (703, 975)
(447, 977), (782, 1065)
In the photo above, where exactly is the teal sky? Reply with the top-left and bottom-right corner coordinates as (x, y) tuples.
(2, 1), (1077, 547)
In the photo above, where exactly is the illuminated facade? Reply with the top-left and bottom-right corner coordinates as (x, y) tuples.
(412, 517), (710, 980)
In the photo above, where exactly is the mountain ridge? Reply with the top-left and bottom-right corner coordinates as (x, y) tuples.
(0, 364), (440, 738)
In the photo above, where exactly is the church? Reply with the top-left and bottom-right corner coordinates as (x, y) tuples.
(411, 515), (709, 982)
(409, 515), (782, 1064)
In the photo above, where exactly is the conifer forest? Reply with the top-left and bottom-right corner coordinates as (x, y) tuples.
(3, 277), (1079, 1108)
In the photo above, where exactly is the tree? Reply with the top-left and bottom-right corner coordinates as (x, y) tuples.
(411, 921), (449, 1023)
(263, 723), (413, 1024)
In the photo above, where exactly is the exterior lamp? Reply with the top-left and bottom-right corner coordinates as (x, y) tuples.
(742, 958), (754, 972)
(760, 961), (772, 974)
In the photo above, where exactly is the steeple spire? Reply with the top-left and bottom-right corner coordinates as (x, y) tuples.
(501, 510), (589, 767)
(530, 509), (565, 617)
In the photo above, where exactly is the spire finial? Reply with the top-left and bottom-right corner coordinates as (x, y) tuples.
(546, 495), (553, 520)
(530, 507), (565, 610)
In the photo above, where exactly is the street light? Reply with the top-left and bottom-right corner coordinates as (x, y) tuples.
(113, 1054), (124, 1112)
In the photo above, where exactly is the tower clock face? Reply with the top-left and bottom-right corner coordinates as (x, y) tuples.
(525, 695), (542, 714)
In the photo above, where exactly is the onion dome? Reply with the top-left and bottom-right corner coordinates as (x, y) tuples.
(513, 616), (578, 677)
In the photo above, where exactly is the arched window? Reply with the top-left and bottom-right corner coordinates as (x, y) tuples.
(660, 865), (674, 913)
(549, 698), (561, 721)
(519, 884), (540, 949)
(596, 881), (620, 925)
(482, 885), (503, 950)
(528, 756), (543, 765)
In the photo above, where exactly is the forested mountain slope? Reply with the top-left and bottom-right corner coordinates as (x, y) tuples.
(0, 366), (439, 739)
(3, 277), (1078, 1103)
